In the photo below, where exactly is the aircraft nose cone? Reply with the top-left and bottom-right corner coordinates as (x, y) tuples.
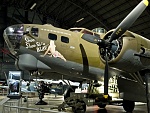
(3, 24), (24, 55)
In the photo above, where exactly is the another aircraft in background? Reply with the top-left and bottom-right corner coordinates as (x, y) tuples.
(0, 80), (37, 93)
(3, 0), (150, 112)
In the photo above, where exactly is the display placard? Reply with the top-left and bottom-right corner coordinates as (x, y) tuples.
(7, 71), (22, 99)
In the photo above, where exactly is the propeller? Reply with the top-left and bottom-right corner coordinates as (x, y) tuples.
(82, 0), (149, 45)
(104, 49), (109, 97)
(81, 0), (149, 98)
(109, 0), (149, 42)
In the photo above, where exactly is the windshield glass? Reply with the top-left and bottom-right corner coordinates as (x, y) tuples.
(4, 24), (24, 51)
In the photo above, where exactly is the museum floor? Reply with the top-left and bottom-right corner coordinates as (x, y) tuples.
(0, 94), (148, 113)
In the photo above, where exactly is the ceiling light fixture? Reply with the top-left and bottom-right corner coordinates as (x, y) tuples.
(30, 3), (37, 10)
(76, 18), (84, 23)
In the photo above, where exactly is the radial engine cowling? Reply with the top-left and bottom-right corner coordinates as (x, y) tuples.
(99, 30), (150, 73)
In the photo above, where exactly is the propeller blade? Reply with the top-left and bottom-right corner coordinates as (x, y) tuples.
(109, 0), (149, 42)
(104, 49), (109, 96)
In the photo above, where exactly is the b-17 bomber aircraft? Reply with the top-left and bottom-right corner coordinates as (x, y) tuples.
(3, 0), (150, 112)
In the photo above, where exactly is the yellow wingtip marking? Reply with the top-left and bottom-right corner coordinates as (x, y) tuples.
(143, 0), (149, 6)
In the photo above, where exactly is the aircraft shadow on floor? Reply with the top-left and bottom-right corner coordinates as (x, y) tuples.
(96, 109), (107, 113)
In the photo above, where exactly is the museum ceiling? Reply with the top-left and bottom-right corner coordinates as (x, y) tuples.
(1, 0), (150, 39)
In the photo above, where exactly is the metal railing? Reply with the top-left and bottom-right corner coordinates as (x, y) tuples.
(3, 105), (66, 113)
(2, 96), (66, 113)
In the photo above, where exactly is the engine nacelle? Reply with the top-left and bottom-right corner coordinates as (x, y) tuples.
(99, 30), (150, 73)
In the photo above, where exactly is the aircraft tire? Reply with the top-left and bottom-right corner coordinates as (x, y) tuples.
(123, 100), (135, 112)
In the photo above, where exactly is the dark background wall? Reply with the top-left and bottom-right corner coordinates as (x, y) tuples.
(0, 5), (60, 81)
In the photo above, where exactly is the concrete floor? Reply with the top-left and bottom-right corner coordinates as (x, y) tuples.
(86, 104), (147, 113)
(0, 94), (148, 113)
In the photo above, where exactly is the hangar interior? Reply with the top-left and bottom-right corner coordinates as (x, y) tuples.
(0, 0), (150, 80)
(0, 0), (150, 113)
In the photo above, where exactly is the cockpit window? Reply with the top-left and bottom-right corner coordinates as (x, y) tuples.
(31, 27), (39, 37)
(92, 28), (106, 34)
